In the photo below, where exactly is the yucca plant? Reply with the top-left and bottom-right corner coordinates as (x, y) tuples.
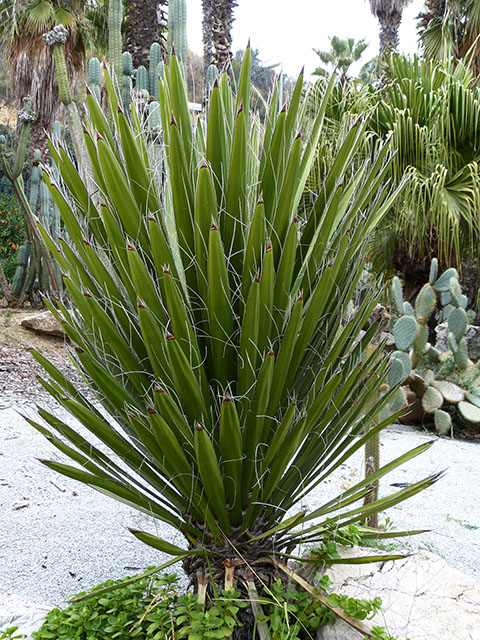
(28, 48), (437, 618)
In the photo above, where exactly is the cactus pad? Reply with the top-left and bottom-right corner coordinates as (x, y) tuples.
(393, 315), (418, 351)
(449, 277), (462, 308)
(391, 276), (404, 315)
(389, 386), (407, 413)
(425, 344), (441, 364)
(466, 390), (480, 409)
(442, 304), (454, 321)
(403, 301), (415, 316)
(421, 385), (443, 413)
(391, 350), (411, 376)
(440, 290), (451, 306)
(448, 332), (458, 353)
(408, 372), (429, 397)
(433, 267), (458, 292)
(448, 307), (467, 341)
(415, 323), (428, 351)
(429, 258), (438, 285)
(434, 409), (451, 435)
(467, 309), (476, 323)
(453, 338), (469, 369)
(431, 380), (464, 404)
(387, 357), (409, 388)
(415, 283), (436, 323)
(458, 401), (480, 425)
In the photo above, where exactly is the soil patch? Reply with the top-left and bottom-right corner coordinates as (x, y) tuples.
(0, 305), (85, 408)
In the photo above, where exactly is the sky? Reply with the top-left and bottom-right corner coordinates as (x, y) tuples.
(187, 0), (425, 79)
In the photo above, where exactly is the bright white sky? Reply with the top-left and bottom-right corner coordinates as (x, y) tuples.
(187, 0), (425, 78)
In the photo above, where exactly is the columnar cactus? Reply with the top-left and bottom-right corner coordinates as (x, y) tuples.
(108, 0), (123, 83)
(121, 52), (133, 109)
(0, 100), (60, 299)
(44, 25), (91, 191)
(88, 57), (102, 103)
(168, 0), (188, 79)
(206, 64), (220, 94)
(135, 65), (149, 93)
(149, 42), (162, 99)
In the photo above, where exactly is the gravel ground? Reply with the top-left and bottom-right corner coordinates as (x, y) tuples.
(1, 397), (479, 610)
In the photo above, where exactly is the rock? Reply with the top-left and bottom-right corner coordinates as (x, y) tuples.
(21, 311), (65, 339)
(0, 595), (50, 639)
(315, 546), (480, 640)
(435, 322), (480, 360)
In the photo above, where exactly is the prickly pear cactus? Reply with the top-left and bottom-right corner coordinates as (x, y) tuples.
(434, 409), (451, 435)
(387, 259), (480, 435)
(393, 315), (418, 351)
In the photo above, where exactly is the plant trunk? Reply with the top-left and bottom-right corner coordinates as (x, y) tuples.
(29, 119), (50, 161)
(202, 0), (237, 72)
(124, 0), (165, 67)
(378, 11), (402, 54)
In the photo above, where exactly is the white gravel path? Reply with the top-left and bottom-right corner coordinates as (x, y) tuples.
(1, 403), (479, 611)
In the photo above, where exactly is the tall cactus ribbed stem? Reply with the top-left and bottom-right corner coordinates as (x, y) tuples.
(108, 0), (123, 84)
(168, 0), (188, 78)
(44, 26), (94, 198)
(0, 101), (60, 297)
(1, 163), (59, 297)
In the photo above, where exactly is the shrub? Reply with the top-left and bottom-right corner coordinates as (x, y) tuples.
(0, 194), (24, 281)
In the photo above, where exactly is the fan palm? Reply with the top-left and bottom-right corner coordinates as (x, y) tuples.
(418, 0), (480, 75)
(367, 0), (413, 53)
(313, 36), (369, 83)
(368, 53), (480, 286)
(28, 50), (437, 616)
(0, 0), (90, 156)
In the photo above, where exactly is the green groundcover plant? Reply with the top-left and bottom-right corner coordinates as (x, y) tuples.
(0, 563), (407, 640)
(26, 48), (438, 631)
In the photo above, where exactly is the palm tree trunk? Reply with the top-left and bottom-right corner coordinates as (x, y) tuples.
(29, 119), (51, 160)
(202, 0), (238, 72)
(124, 0), (168, 67)
(378, 10), (403, 52)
